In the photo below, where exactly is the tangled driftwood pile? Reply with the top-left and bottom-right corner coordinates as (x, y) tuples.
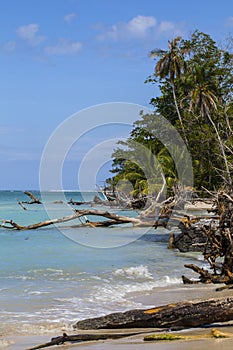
(182, 189), (233, 287)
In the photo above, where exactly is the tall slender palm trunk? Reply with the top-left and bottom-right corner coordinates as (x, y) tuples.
(171, 85), (189, 146)
(207, 112), (232, 185)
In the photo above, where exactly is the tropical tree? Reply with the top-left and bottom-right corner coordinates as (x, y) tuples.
(149, 36), (189, 145)
(183, 64), (232, 185)
(108, 31), (233, 195)
(148, 31), (233, 189)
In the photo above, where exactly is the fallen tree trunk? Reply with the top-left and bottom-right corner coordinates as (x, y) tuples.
(0, 207), (202, 230)
(27, 331), (143, 350)
(74, 297), (233, 330)
(0, 209), (144, 230)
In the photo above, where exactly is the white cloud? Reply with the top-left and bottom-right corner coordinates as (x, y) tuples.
(16, 23), (45, 46)
(97, 15), (184, 42)
(225, 16), (233, 27)
(17, 23), (39, 40)
(127, 16), (157, 37)
(157, 21), (183, 37)
(158, 21), (176, 33)
(44, 38), (82, 55)
(64, 13), (76, 23)
(98, 15), (157, 41)
(2, 41), (16, 53)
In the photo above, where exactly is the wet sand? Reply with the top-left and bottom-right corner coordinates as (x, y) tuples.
(3, 283), (233, 350)
(4, 326), (233, 350)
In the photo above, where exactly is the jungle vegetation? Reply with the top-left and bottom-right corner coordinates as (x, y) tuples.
(107, 30), (233, 197)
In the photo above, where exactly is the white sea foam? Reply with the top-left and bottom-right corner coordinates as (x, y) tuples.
(28, 268), (64, 275)
(113, 265), (153, 280)
(27, 291), (50, 295)
(93, 276), (182, 304)
(51, 275), (182, 322)
(0, 338), (14, 348)
(1, 190), (207, 339)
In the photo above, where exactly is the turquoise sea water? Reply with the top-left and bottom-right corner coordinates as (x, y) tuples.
(0, 191), (201, 337)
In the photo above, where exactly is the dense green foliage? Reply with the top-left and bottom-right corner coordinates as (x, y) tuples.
(108, 31), (233, 195)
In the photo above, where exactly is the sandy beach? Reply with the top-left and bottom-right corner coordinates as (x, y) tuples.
(3, 283), (233, 350)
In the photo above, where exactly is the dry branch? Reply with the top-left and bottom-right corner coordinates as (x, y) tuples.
(26, 331), (144, 350)
(182, 188), (233, 285)
(23, 191), (42, 204)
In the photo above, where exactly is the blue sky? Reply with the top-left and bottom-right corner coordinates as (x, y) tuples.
(0, 0), (232, 190)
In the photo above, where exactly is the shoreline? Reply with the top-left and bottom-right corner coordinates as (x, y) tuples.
(4, 283), (233, 350)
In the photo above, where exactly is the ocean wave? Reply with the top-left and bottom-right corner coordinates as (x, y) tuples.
(0, 275), (183, 333)
(93, 276), (182, 304)
(0, 320), (73, 337)
(113, 265), (153, 280)
(27, 291), (50, 296)
(52, 275), (182, 320)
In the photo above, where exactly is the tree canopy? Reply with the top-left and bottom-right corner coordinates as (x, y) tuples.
(107, 30), (233, 196)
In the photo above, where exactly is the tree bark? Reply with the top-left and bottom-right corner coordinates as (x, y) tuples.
(23, 191), (42, 204)
(74, 297), (233, 330)
(0, 209), (146, 230)
(26, 332), (143, 350)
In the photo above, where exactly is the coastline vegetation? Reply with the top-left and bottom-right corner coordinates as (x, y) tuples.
(2, 31), (233, 349)
(107, 30), (233, 195)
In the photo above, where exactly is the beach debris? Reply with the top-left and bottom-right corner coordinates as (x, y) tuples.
(182, 189), (233, 287)
(173, 218), (219, 253)
(143, 328), (233, 341)
(18, 201), (27, 210)
(26, 331), (145, 350)
(74, 297), (233, 330)
(144, 333), (184, 341)
(23, 191), (42, 204)
(211, 328), (231, 338)
(17, 191), (42, 210)
(25, 327), (233, 350)
(0, 209), (144, 230)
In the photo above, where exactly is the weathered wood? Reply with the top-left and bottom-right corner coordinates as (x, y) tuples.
(26, 331), (144, 350)
(23, 191), (42, 204)
(1, 205), (216, 231)
(182, 189), (233, 285)
(68, 198), (86, 206)
(18, 201), (27, 210)
(74, 297), (233, 330)
(0, 209), (144, 230)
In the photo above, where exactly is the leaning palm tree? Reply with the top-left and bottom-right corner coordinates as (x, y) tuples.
(150, 37), (189, 145)
(186, 65), (231, 185)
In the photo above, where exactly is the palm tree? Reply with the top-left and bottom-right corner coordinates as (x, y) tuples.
(186, 65), (231, 185)
(150, 37), (189, 145)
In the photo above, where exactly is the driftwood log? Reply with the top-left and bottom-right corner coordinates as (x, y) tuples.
(26, 332), (144, 350)
(0, 209), (145, 230)
(74, 297), (233, 330)
(182, 189), (233, 286)
(27, 328), (233, 350)
(0, 207), (194, 230)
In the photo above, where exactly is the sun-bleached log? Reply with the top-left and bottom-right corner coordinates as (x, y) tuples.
(0, 209), (144, 230)
(1, 206), (212, 231)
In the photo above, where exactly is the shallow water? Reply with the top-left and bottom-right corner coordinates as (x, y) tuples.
(0, 191), (204, 337)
